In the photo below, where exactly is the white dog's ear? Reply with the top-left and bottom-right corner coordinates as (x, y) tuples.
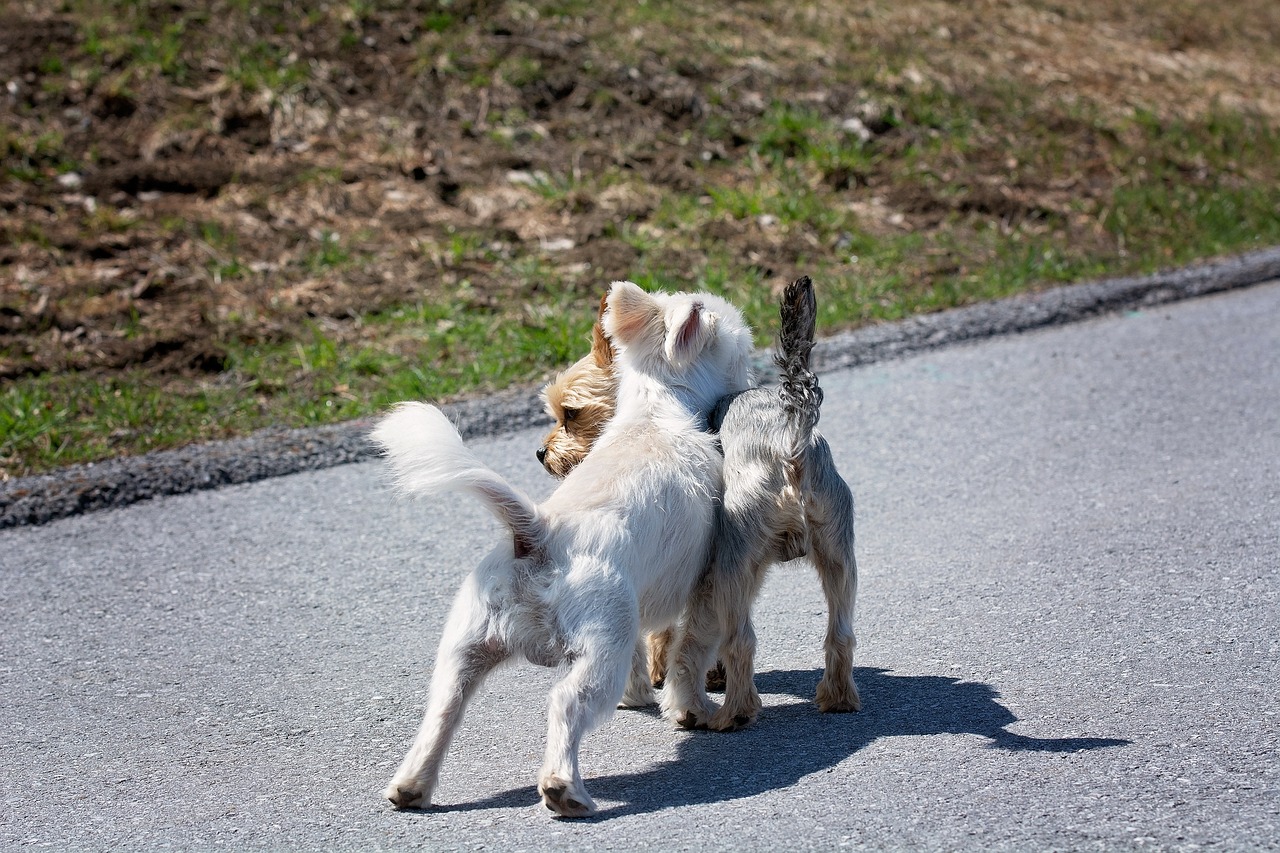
(604, 281), (661, 347)
(664, 300), (713, 366)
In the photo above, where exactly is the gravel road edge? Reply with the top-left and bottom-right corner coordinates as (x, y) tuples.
(5, 246), (1279, 529)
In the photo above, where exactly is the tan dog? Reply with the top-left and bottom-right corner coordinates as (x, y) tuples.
(537, 295), (618, 480)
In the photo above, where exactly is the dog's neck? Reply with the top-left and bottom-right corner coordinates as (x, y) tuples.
(612, 370), (711, 428)
(613, 344), (754, 434)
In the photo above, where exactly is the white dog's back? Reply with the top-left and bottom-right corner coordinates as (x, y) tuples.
(546, 416), (723, 625)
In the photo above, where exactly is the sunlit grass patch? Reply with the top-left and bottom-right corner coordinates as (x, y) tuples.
(1, 373), (236, 473)
(4, 0), (1279, 479)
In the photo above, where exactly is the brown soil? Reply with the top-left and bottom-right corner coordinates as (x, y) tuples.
(2, 0), (1278, 385)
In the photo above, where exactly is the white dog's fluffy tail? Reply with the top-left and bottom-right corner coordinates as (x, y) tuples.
(371, 402), (545, 556)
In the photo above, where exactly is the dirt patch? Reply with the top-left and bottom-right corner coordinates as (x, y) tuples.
(83, 158), (237, 197)
(2, 0), (1279, 474)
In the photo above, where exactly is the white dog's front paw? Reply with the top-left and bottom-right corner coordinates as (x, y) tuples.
(538, 774), (597, 818)
(384, 776), (432, 810)
(672, 705), (714, 730)
(663, 694), (719, 730)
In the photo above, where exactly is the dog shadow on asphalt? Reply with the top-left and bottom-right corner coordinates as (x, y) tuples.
(434, 666), (1131, 819)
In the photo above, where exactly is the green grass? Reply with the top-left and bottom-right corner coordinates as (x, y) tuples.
(4, 0), (1280, 478)
(1104, 109), (1280, 259)
(1, 292), (597, 473)
(303, 231), (353, 272)
(2, 375), (225, 472)
(1, 129), (77, 181)
(227, 41), (310, 91)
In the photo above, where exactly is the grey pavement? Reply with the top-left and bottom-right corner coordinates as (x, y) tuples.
(2, 281), (1278, 850)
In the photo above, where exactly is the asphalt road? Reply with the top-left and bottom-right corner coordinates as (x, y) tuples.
(3, 281), (1278, 851)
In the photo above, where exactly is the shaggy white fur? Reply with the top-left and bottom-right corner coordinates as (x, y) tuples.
(372, 281), (753, 817)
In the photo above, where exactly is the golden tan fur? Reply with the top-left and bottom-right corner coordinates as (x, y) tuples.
(537, 295), (619, 479)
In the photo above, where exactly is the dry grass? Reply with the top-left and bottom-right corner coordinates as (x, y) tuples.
(2, 0), (1279, 476)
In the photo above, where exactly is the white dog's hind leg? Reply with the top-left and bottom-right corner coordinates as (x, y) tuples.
(384, 587), (507, 809)
(538, 621), (632, 818)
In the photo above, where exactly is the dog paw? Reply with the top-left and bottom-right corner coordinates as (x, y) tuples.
(384, 779), (430, 810)
(664, 694), (717, 730)
(706, 686), (761, 731)
(538, 777), (597, 818)
(707, 706), (757, 732)
(673, 708), (709, 730)
(815, 676), (862, 713)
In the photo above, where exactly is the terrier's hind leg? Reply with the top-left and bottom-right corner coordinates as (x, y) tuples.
(705, 554), (770, 732)
(385, 584), (509, 809)
(810, 479), (861, 713)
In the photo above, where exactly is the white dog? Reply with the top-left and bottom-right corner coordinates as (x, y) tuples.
(372, 281), (753, 818)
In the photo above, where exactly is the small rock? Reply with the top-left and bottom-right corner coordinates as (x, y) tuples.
(540, 237), (575, 252)
(840, 118), (872, 144)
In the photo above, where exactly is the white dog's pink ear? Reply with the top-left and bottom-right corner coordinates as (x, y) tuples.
(604, 280), (660, 346)
(664, 300), (713, 365)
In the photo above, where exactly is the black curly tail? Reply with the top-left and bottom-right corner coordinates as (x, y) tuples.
(775, 275), (823, 458)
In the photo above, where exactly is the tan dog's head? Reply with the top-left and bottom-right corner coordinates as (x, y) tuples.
(537, 295), (619, 478)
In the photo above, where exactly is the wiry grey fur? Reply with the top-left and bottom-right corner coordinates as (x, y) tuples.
(660, 276), (862, 731)
(775, 275), (823, 454)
